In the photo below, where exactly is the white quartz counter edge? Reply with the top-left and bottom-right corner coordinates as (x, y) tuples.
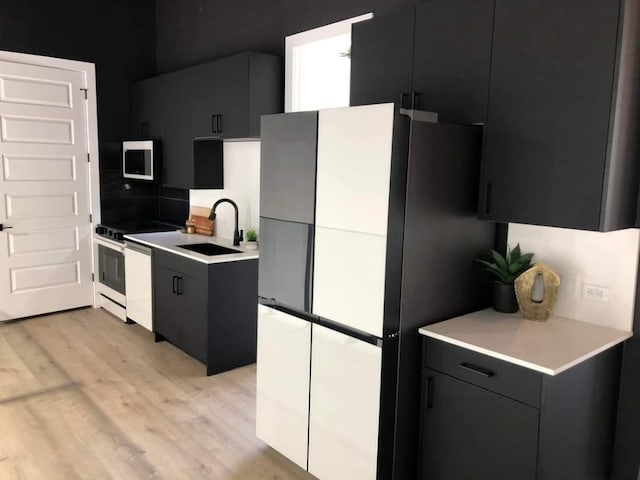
(123, 231), (259, 265)
(419, 309), (632, 376)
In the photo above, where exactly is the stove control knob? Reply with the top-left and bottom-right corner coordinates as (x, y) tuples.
(95, 226), (107, 235)
(113, 231), (124, 241)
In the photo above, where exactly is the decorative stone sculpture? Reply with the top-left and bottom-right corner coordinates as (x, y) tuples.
(514, 263), (560, 321)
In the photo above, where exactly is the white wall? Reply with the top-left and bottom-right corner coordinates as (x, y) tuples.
(190, 141), (260, 241)
(508, 223), (639, 331)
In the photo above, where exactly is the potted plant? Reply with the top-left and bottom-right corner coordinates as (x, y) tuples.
(476, 244), (534, 313)
(244, 229), (258, 250)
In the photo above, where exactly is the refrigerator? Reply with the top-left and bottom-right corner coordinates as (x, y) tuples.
(256, 104), (495, 480)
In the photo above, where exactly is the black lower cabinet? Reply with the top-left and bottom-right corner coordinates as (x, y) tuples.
(153, 248), (258, 375)
(422, 369), (538, 480)
(420, 338), (622, 480)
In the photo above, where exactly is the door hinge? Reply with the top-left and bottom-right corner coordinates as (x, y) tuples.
(80, 88), (88, 100)
(87, 153), (90, 163)
(92, 273), (95, 282)
(89, 214), (93, 223)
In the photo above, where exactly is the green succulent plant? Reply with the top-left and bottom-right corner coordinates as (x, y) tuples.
(245, 229), (258, 242)
(476, 244), (534, 284)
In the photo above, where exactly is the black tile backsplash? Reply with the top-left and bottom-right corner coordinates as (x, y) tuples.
(99, 140), (189, 227)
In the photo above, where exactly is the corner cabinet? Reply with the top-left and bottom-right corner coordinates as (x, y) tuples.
(478, 0), (640, 231)
(130, 51), (282, 189)
(350, 0), (495, 125)
(152, 248), (258, 375)
(420, 338), (622, 480)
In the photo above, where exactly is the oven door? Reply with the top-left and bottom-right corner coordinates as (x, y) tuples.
(98, 243), (126, 296)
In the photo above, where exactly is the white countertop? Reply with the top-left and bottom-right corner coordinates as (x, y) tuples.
(123, 231), (259, 264)
(419, 309), (632, 375)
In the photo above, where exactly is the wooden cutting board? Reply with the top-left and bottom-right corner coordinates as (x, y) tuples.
(187, 206), (214, 236)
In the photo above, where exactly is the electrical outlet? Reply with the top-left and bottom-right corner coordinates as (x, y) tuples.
(582, 283), (610, 302)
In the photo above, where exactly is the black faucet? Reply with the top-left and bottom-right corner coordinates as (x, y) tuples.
(209, 198), (243, 246)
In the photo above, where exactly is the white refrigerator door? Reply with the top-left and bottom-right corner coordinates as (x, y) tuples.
(312, 226), (386, 337)
(124, 246), (152, 331)
(308, 324), (382, 480)
(315, 103), (394, 236)
(256, 305), (311, 469)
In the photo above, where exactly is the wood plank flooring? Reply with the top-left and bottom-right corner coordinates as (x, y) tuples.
(0, 307), (313, 480)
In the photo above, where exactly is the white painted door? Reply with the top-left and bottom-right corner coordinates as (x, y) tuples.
(256, 305), (311, 469)
(308, 324), (382, 480)
(0, 60), (92, 321)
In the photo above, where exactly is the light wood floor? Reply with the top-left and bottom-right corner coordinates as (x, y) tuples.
(0, 307), (313, 480)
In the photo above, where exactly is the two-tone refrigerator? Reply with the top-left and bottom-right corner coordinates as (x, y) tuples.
(256, 103), (495, 479)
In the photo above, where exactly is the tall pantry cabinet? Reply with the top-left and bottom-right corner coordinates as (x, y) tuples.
(256, 104), (495, 479)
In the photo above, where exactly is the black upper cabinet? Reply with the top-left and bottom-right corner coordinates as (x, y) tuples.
(350, 7), (415, 108)
(350, 1), (495, 125)
(130, 51), (282, 189)
(479, 0), (640, 231)
(412, 0), (494, 124)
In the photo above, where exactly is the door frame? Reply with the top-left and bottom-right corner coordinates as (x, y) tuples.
(0, 50), (101, 308)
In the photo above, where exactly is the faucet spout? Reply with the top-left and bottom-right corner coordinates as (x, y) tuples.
(209, 198), (242, 246)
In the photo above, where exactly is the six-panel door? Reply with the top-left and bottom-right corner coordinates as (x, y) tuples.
(256, 305), (311, 470)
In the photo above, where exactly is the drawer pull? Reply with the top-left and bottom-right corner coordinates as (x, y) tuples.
(459, 362), (494, 378)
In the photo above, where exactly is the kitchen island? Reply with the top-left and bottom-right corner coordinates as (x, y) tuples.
(125, 231), (259, 376)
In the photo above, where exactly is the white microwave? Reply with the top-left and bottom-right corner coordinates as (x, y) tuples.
(123, 140), (158, 181)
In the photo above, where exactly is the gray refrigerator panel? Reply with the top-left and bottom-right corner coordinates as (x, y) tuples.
(260, 111), (318, 224)
(258, 217), (313, 312)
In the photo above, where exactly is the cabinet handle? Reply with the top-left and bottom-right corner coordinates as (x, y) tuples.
(459, 362), (494, 378)
(176, 276), (183, 295)
(172, 275), (177, 294)
(217, 114), (223, 133)
(484, 182), (492, 215)
(141, 122), (149, 138)
(400, 93), (408, 109)
(426, 376), (434, 409)
(211, 114), (217, 134)
(411, 91), (420, 110)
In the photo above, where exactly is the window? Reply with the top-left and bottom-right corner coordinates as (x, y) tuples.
(285, 13), (373, 112)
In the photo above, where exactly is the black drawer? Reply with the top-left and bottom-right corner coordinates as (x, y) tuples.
(154, 248), (208, 279)
(423, 337), (542, 408)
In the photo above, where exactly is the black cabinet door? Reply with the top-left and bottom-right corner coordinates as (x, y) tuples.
(479, 0), (619, 229)
(154, 263), (182, 344)
(412, 0), (494, 124)
(191, 54), (249, 140)
(421, 369), (538, 480)
(131, 76), (163, 139)
(160, 70), (196, 189)
(350, 7), (415, 107)
(173, 270), (207, 363)
(260, 111), (318, 224)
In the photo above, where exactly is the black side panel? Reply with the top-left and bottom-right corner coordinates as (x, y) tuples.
(258, 217), (313, 313)
(350, 7), (415, 107)
(260, 111), (318, 224)
(412, 0), (495, 125)
(539, 345), (622, 480)
(394, 122), (495, 479)
(248, 52), (284, 137)
(612, 252), (640, 479)
(421, 368), (538, 480)
(207, 258), (259, 375)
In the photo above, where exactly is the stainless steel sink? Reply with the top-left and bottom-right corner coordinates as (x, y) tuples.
(177, 243), (242, 256)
